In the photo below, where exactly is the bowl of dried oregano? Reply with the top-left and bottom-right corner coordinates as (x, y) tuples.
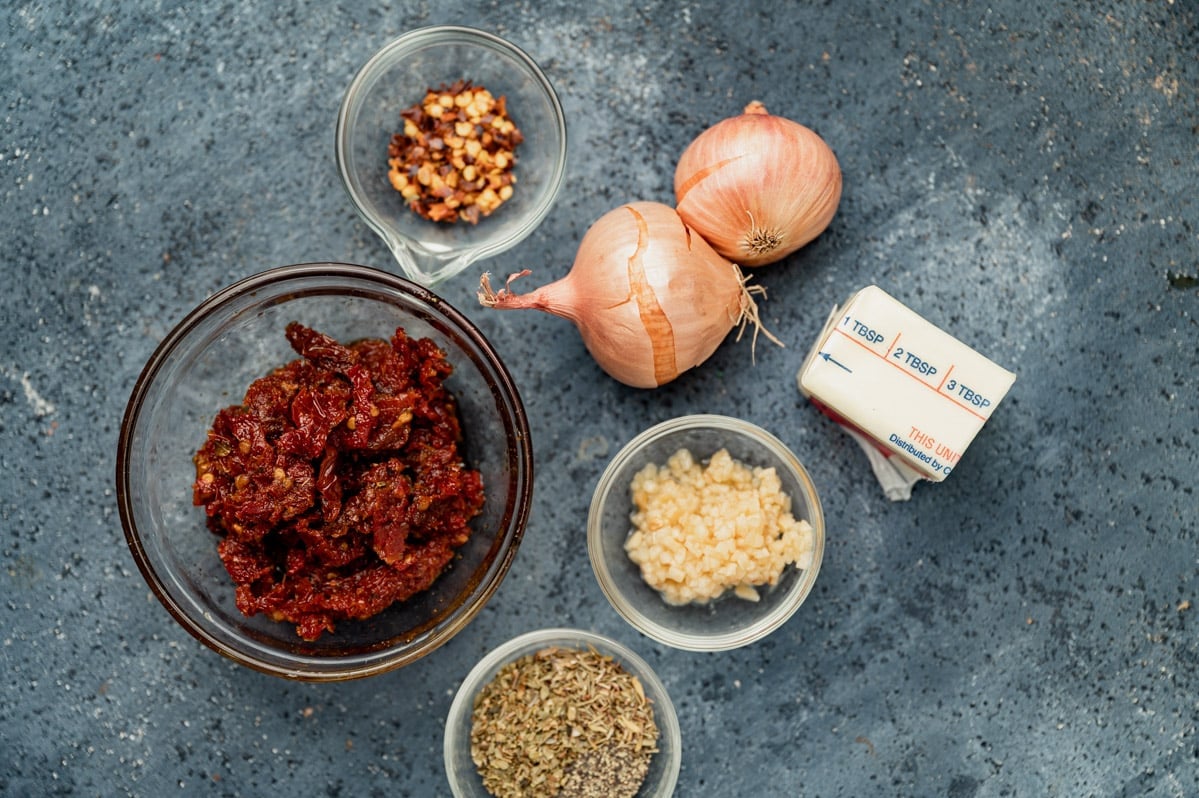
(443, 627), (681, 797)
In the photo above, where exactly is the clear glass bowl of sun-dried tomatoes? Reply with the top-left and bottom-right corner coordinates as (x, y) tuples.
(337, 26), (567, 286)
(117, 263), (533, 680)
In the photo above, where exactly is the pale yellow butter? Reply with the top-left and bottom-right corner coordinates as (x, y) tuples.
(798, 286), (1016, 483)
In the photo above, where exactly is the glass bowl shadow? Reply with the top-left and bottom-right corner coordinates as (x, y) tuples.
(116, 263), (533, 681)
(336, 25), (567, 286)
(443, 627), (681, 798)
(588, 415), (825, 652)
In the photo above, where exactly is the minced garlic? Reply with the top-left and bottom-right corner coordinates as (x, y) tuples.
(623, 448), (814, 606)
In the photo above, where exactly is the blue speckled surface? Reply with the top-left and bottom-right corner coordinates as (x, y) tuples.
(2, 2), (1196, 796)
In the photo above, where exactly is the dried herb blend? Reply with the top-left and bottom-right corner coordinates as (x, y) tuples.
(469, 646), (659, 798)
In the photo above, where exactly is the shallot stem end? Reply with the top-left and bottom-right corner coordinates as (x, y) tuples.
(477, 269), (532, 307)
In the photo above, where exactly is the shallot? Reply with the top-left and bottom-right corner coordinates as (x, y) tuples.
(674, 101), (842, 266)
(478, 201), (771, 388)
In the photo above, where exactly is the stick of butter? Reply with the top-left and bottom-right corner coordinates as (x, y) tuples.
(797, 285), (1016, 496)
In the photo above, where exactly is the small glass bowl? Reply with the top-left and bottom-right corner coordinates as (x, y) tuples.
(116, 263), (533, 681)
(444, 628), (681, 798)
(588, 415), (825, 652)
(336, 25), (567, 286)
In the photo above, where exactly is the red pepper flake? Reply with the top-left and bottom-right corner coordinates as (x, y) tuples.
(192, 322), (484, 641)
(387, 79), (523, 224)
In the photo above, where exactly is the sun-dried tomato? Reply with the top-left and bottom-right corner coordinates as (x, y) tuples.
(193, 322), (484, 641)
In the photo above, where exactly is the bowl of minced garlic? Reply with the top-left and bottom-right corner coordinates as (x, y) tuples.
(588, 415), (825, 651)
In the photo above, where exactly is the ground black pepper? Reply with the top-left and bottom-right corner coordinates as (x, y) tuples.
(558, 746), (650, 798)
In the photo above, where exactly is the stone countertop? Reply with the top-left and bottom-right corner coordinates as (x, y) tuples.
(2, 2), (1196, 795)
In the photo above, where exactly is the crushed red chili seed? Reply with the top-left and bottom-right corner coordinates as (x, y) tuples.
(387, 79), (523, 224)
(192, 322), (484, 641)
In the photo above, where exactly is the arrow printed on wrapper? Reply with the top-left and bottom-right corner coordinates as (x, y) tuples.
(819, 352), (852, 373)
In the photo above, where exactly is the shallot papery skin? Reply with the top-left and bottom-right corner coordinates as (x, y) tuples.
(479, 202), (751, 388)
(674, 101), (842, 266)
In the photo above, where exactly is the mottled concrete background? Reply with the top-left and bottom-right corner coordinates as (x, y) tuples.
(2, 1), (1196, 796)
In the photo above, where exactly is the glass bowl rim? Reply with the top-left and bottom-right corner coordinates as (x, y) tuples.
(587, 414), (826, 652)
(443, 626), (682, 797)
(115, 261), (534, 681)
(334, 24), (568, 274)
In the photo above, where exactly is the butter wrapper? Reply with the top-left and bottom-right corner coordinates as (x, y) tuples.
(797, 286), (1016, 499)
